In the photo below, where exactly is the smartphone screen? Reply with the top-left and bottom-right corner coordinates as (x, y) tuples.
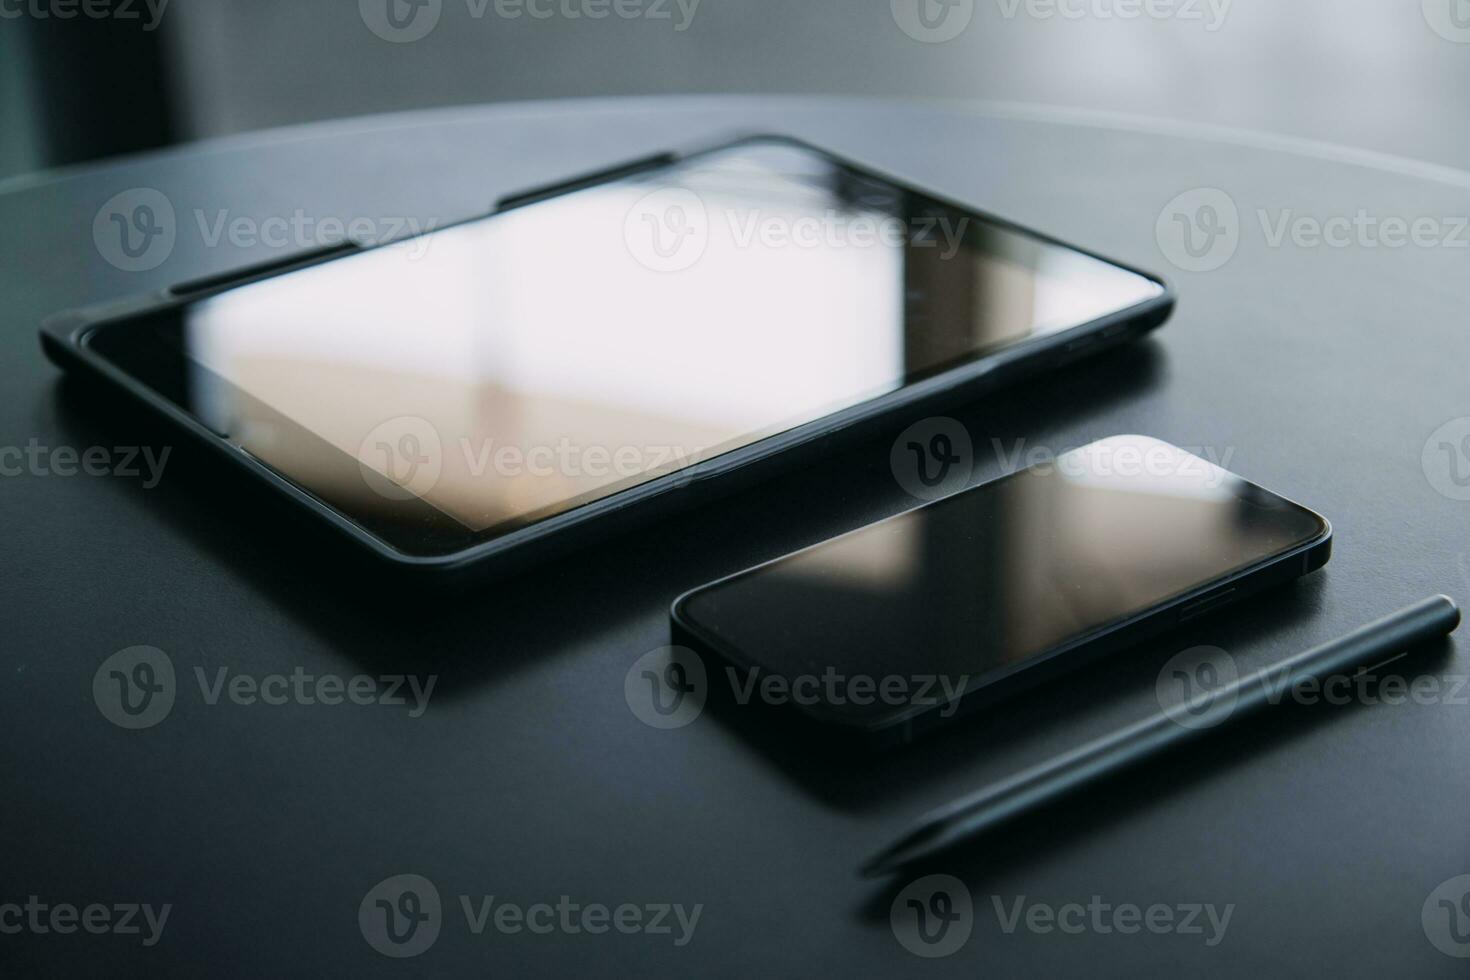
(673, 437), (1330, 730)
(86, 139), (1164, 555)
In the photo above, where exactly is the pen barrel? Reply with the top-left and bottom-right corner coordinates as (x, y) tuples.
(916, 595), (1461, 858)
(1191, 593), (1460, 730)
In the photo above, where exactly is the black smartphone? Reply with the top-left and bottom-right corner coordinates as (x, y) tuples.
(42, 136), (1173, 581)
(671, 436), (1332, 745)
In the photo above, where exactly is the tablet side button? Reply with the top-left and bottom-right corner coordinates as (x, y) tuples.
(1180, 587), (1239, 623)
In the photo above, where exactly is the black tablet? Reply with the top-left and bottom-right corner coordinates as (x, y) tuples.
(42, 135), (1173, 579)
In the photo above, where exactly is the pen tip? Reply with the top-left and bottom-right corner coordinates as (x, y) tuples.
(860, 821), (949, 878)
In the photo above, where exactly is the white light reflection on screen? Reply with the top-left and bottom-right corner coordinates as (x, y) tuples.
(185, 159), (904, 530)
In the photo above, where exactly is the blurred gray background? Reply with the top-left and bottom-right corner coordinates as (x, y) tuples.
(4, 0), (1470, 184)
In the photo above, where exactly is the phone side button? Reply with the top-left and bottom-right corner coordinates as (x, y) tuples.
(1179, 587), (1239, 623)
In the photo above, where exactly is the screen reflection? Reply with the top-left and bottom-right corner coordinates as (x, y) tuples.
(677, 437), (1328, 726)
(172, 141), (1162, 537)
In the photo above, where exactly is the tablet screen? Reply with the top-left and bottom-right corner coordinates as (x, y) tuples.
(88, 139), (1164, 552)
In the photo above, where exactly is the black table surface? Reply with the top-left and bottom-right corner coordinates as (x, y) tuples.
(5, 96), (1470, 977)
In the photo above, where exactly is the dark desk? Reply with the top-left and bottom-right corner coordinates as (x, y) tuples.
(5, 97), (1470, 977)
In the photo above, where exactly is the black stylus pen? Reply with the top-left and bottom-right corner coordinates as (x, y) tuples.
(861, 595), (1461, 878)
